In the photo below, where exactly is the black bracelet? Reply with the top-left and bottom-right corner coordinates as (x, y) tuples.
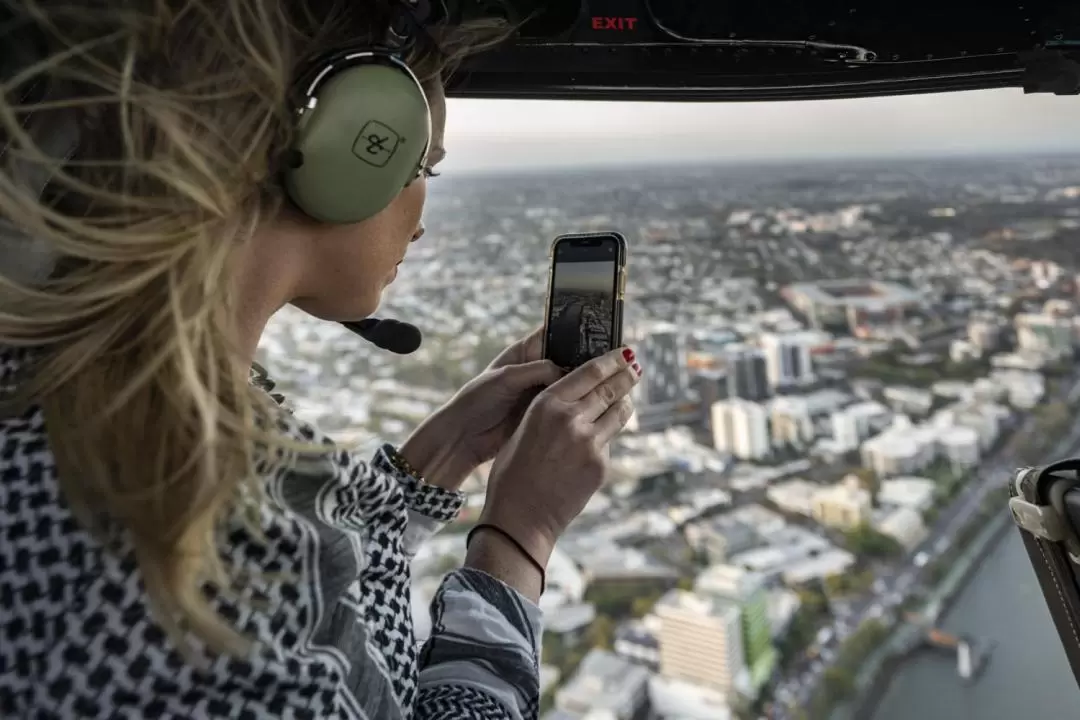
(466, 523), (547, 596)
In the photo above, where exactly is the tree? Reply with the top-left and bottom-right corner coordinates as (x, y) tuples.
(821, 667), (856, 704)
(796, 584), (829, 617)
(585, 615), (616, 650)
(824, 569), (874, 598)
(853, 467), (881, 504)
(845, 523), (902, 559)
(631, 594), (661, 618)
(539, 688), (556, 716)
(836, 619), (890, 672)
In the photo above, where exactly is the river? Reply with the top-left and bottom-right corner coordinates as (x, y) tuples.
(872, 530), (1080, 720)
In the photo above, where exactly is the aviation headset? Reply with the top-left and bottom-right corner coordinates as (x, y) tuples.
(286, 47), (433, 224)
(0, 12), (433, 286)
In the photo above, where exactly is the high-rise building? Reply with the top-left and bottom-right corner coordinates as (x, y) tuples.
(633, 325), (688, 407)
(1014, 312), (1074, 356)
(691, 369), (729, 407)
(725, 346), (771, 401)
(694, 565), (778, 695)
(967, 318), (1003, 354)
(770, 396), (814, 448)
(656, 589), (746, 694)
(830, 401), (891, 453)
(760, 332), (815, 389)
(711, 399), (771, 460)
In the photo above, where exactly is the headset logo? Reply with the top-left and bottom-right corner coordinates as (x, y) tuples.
(352, 120), (401, 167)
(591, 16), (638, 31)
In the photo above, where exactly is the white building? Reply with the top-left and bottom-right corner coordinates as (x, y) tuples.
(860, 416), (937, 477)
(770, 396), (815, 447)
(938, 425), (981, 469)
(968, 318), (1004, 353)
(874, 507), (928, 550)
(1015, 312), (1074, 356)
(648, 676), (734, 720)
(760, 332), (815, 388)
(766, 478), (820, 517)
(878, 476), (936, 512)
(811, 475), (873, 530)
(990, 369), (1046, 410)
(831, 401), (891, 453)
(883, 385), (935, 416)
(555, 649), (651, 720)
(712, 399), (771, 460)
(932, 401), (1006, 451)
(656, 590), (747, 694)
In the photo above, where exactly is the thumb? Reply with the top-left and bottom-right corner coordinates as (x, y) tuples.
(495, 359), (563, 392)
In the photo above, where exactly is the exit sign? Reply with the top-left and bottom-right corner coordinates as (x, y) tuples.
(591, 16), (639, 31)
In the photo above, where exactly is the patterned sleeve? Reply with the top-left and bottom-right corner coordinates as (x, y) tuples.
(360, 447), (543, 720)
(372, 443), (465, 557)
(418, 569), (543, 720)
(315, 443), (542, 720)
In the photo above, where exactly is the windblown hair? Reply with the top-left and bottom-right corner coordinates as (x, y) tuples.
(0, 0), (507, 656)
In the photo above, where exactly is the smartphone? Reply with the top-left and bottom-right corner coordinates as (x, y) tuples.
(542, 231), (627, 370)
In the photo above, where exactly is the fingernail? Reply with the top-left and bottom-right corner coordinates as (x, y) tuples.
(632, 362), (642, 377)
(622, 348), (635, 363)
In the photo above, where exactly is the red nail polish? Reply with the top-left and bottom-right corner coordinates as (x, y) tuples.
(622, 348), (635, 363)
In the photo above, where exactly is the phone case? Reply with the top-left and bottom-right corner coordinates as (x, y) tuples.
(1009, 459), (1080, 686)
(541, 232), (628, 364)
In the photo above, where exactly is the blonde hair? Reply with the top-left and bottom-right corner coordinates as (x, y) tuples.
(0, 0), (507, 656)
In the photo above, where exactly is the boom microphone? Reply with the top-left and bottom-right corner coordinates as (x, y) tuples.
(341, 318), (423, 355)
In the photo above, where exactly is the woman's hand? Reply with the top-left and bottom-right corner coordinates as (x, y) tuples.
(400, 328), (561, 490)
(473, 346), (642, 577)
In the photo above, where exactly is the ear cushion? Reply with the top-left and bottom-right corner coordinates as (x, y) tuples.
(285, 62), (431, 224)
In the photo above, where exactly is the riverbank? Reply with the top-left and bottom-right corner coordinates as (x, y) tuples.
(832, 508), (1014, 720)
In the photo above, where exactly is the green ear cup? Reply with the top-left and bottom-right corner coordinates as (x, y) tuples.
(285, 57), (431, 224)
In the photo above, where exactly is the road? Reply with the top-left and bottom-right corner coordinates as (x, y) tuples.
(771, 375), (1080, 719)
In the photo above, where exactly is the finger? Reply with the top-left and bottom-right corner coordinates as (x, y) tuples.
(548, 347), (635, 402)
(488, 326), (544, 369)
(497, 359), (563, 392)
(518, 326), (544, 363)
(578, 364), (640, 423)
(593, 396), (635, 445)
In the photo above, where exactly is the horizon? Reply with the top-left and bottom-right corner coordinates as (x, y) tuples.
(439, 88), (1080, 174)
(434, 148), (1080, 179)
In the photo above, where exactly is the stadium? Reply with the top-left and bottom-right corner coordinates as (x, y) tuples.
(782, 280), (925, 335)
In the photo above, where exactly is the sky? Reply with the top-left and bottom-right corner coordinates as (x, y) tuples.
(440, 88), (1080, 174)
(554, 261), (617, 294)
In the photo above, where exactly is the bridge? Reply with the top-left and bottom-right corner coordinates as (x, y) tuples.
(902, 613), (994, 682)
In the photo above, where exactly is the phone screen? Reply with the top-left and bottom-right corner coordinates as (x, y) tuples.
(545, 234), (623, 369)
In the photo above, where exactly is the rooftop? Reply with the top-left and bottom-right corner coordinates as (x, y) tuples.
(786, 279), (923, 308)
(655, 589), (742, 624)
(556, 649), (651, 712)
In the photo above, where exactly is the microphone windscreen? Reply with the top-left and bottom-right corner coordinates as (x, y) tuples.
(376, 319), (422, 354)
(341, 318), (422, 354)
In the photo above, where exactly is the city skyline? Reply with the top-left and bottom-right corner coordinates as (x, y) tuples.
(259, 155), (1080, 720)
(442, 88), (1080, 173)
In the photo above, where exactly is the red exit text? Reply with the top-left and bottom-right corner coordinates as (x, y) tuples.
(591, 16), (639, 31)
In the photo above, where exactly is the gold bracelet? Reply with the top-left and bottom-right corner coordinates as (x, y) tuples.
(386, 444), (425, 483)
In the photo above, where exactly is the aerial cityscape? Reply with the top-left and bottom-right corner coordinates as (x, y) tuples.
(257, 155), (1080, 720)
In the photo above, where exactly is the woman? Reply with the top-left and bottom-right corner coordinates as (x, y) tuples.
(0, 2), (641, 719)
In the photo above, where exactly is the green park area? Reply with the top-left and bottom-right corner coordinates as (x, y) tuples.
(794, 619), (892, 720)
(851, 349), (987, 388)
